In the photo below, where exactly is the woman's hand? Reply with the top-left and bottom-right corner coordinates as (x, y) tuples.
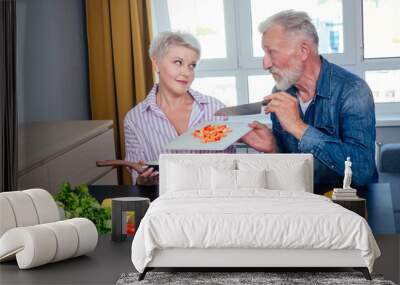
(136, 160), (159, 185)
(96, 159), (159, 185)
(136, 175), (159, 185)
(241, 121), (276, 153)
(96, 159), (144, 173)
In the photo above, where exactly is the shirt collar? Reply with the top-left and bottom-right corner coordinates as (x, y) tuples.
(315, 56), (332, 99)
(285, 56), (332, 99)
(140, 84), (158, 113)
(140, 84), (209, 113)
(189, 88), (209, 104)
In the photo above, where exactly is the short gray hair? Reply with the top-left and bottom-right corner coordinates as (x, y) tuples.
(149, 31), (201, 60)
(258, 10), (319, 49)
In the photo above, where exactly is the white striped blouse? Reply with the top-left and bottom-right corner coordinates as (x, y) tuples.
(124, 84), (234, 183)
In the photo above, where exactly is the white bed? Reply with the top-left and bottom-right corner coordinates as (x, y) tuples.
(131, 154), (380, 280)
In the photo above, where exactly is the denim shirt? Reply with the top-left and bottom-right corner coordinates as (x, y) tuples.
(271, 56), (377, 187)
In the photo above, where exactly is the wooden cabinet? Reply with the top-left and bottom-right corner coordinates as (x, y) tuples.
(332, 198), (366, 218)
(18, 120), (118, 195)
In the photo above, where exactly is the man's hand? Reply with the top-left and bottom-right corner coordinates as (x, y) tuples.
(241, 121), (276, 153)
(265, 92), (308, 140)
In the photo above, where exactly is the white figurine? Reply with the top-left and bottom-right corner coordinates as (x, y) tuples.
(343, 157), (353, 190)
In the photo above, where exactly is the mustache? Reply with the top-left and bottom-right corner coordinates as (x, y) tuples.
(268, 66), (281, 74)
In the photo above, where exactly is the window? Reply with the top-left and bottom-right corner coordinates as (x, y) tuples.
(361, 0), (400, 114)
(152, 0), (400, 116)
(363, 0), (400, 59)
(365, 70), (400, 103)
(248, 75), (275, 103)
(166, 0), (227, 59)
(191, 76), (237, 106)
(250, 0), (344, 57)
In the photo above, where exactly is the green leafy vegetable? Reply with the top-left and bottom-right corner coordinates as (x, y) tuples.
(55, 182), (111, 234)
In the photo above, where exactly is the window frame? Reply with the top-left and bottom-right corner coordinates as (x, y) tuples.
(151, 0), (400, 116)
(358, 0), (400, 115)
(152, 0), (238, 71)
(237, 0), (358, 68)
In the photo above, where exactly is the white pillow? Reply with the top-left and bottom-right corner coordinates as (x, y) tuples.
(211, 168), (267, 190)
(211, 168), (236, 190)
(237, 159), (307, 191)
(167, 163), (209, 191)
(266, 163), (306, 191)
(167, 160), (235, 191)
(236, 169), (267, 189)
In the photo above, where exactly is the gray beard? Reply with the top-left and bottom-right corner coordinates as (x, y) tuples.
(271, 63), (303, 91)
(275, 76), (295, 91)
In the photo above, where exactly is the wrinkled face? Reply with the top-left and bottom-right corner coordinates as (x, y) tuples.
(261, 24), (304, 91)
(153, 45), (199, 96)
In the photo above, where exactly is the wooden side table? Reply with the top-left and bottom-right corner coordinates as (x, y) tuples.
(332, 198), (366, 218)
(88, 185), (159, 203)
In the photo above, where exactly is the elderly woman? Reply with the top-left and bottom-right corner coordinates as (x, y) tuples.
(124, 31), (231, 185)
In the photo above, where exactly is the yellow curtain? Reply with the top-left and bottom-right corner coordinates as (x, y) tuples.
(85, 0), (154, 184)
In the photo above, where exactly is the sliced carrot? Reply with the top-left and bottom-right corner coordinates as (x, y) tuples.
(192, 124), (232, 143)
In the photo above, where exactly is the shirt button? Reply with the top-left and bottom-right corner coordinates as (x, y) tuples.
(331, 165), (335, 169)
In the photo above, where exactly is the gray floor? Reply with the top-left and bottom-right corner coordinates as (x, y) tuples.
(1, 183), (398, 284)
(0, 235), (133, 285)
(1, 234), (398, 285)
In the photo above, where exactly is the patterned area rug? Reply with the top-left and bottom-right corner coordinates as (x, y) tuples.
(116, 271), (396, 285)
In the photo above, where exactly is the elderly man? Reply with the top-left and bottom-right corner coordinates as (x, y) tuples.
(242, 10), (377, 194)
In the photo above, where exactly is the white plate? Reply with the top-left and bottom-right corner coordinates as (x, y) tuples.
(165, 121), (251, 151)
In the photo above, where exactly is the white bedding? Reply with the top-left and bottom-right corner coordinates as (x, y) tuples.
(131, 190), (380, 273)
